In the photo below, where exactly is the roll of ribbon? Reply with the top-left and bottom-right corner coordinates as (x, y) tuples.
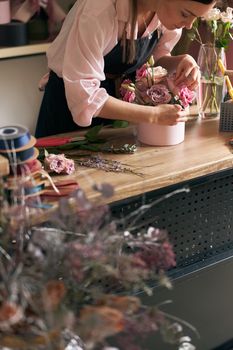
(6, 183), (45, 198)
(0, 126), (31, 150)
(25, 183), (45, 196)
(1, 147), (39, 164)
(0, 0), (10, 25)
(0, 21), (28, 46)
(10, 159), (42, 176)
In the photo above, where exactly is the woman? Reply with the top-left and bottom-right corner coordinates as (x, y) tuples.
(35, 0), (215, 137)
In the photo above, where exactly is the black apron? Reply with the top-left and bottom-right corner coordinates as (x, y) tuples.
(35, 31), (159, 137)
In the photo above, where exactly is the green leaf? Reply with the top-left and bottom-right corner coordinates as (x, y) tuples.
(85, 124), (104, 142)
(57, 140), (88, 150)
(112, 120), (129, 128)
(79, 144), (101, 151)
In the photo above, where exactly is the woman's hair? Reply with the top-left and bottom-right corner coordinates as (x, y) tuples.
(121, 0), (137, 63)
(122, 0), (217, 64)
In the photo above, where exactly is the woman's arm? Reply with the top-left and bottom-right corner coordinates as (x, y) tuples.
(97, 96), (188, 125)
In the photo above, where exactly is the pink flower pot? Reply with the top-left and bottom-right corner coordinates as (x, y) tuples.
(137, 122), (185, 146)
(0, 0), (10, 24)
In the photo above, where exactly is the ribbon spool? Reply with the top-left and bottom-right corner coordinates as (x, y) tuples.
(0, 126), (31, 150)
(6, 183), (45, 199)
(1, 147), (38, 164)
(0, 126), (38, 165)
(0, 21), (28, 46)
(11, 159), (42, 176)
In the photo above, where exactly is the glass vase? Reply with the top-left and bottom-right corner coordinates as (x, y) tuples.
(197, 44), (226, 119)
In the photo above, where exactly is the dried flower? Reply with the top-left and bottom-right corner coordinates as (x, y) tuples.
(44, 153), (75, 175)
(78, 306), (124, 343)
(0, 302), (23, 330)
(42, 280), (66, 310)
(0, 180), (196, 350)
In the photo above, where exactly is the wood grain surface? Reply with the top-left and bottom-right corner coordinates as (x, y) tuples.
(51, 118), (233, 203)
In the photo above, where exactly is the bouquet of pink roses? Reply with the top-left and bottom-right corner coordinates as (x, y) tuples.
(120, 56), (195, 109)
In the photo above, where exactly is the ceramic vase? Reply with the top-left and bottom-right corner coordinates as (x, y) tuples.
(137, 122), (185, 146)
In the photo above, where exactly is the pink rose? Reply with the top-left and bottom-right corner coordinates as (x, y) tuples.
(136, 65), (167, 87)
(178, 87), (196, 108)
(45, 154), (67, 173)
(146, 84), (172, 105)
(44, 154), (75, 175)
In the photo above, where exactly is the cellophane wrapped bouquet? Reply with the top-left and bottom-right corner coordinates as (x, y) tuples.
(120, 56), (195, 109)
(0, 173), (196, 350)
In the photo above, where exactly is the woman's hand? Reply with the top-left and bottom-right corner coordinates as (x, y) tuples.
(173, 54), (200, 91)
(148, 104), (188, 126)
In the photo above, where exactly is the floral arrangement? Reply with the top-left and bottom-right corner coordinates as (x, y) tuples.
(0, 171), (196, 350)
(187, 6), (233, 117)
(189, 6), (233, 50)
(119, 56), (195, 110)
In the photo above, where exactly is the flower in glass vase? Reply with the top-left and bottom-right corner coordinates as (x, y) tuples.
(188, 7), (233, 118)
(120, 58), (195, 146)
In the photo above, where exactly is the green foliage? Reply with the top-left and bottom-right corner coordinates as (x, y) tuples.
(189, 15), (233, 49)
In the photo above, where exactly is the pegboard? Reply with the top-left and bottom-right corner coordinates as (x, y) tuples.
(110, 168), (233, 276)
(219, 102), (233, 132)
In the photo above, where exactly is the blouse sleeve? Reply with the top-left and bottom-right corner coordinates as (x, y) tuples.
(62, 6), (117, 127)
(153, 28), (182, 62)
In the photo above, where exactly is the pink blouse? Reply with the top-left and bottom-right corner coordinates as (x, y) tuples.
(46, 0), (182, 127)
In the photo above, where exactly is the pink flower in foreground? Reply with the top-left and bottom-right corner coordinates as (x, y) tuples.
(146, 84), (172, 105)
(44, 153), (75, 175)
(178, 87), (196, 108)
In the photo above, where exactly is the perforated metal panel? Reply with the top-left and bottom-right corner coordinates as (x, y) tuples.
(219, 102), (233, 132)
(111, 169), (233, 274)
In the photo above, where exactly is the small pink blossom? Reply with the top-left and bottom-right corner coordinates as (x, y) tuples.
(146, 84), (172, 105)
(178, 87), (196, 108)
(122, 90), (136, 103)
(119, 79), (134, 98)
(44, 153), (75, 175)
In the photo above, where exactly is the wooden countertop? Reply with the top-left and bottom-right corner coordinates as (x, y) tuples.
(54, 118), (233, 203)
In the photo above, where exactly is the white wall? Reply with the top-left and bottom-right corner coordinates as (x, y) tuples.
(0, 54), (47, 135)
